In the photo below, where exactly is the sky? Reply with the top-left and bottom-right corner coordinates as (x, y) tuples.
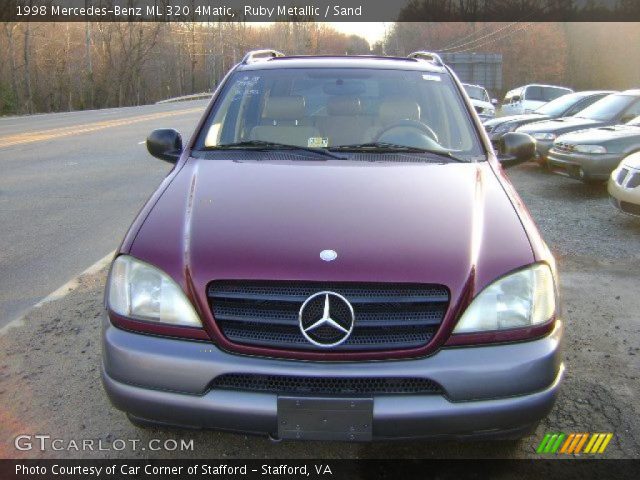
(251, 22), (389, 46)
(328, 22), (389, 46)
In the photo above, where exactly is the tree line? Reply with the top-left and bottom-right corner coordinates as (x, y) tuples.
(378, 22), (640, 96)
(1, 21), (638, 116)
(397, 0), (640, 21)
(0, 22), (370, 115)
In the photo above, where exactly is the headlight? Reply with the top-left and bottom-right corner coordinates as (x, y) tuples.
(531, 132), (557, 141)
(574, 144), (607, 154)
(108, 255), (202, 327)
(453, 264), (556, 334)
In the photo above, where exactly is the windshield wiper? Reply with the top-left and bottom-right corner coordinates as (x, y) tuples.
(202, 140), (346, 159)
(329, 142), (467, 162)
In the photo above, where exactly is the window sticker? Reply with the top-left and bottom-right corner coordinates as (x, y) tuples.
(422, 74), (442, 82)
(308, 137), (329, 148)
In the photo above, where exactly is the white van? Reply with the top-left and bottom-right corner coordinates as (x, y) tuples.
(500, 84), (573, 116)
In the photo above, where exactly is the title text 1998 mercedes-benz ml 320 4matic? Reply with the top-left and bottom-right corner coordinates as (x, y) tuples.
(102, 50), (563, 441)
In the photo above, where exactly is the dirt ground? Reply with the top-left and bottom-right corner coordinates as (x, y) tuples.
(1, 163), (638, 460)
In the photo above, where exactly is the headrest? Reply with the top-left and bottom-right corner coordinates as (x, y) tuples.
(327, 96), (362, 116)
(263, 96), (306, 121)
(379, 97), (421, 124)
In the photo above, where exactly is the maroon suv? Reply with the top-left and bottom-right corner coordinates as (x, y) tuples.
(102, 50), (563, 441)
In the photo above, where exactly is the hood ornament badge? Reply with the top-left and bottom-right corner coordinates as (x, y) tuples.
(299, 292), (354, 347)
(320, 249), (338, 262)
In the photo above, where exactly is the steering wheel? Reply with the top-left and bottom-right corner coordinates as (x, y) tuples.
(374, 119), (439, 144)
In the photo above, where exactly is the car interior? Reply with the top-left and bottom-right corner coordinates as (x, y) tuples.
(203, 70), (477, 153)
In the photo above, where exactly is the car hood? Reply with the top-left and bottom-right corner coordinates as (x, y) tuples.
(517, 116), (604, 135)
(557, 124), (640, 145)
(484, 113), (547, 127)
(622, 151), (640, 169)
(130, 158), (535, 319)
(470, 99), (494, 111)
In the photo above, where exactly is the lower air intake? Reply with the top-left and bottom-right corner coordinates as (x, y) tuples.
(211, 374), (443, 396)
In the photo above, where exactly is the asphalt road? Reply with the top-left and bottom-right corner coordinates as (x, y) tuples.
(0, 100), (209, 327)
(0, 104), (638, 461)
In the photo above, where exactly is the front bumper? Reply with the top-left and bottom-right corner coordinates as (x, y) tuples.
(609, 167), (640, 216)
(547, 149), (623, 181)
(102, 314), (564, 440)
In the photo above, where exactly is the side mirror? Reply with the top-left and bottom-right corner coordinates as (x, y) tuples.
(146, 129), (183, 163)
(491, 98), (498, 106)
(511, 95), (521, 103)
(498, 132), (536, 168)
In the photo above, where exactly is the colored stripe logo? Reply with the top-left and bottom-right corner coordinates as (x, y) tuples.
(536, 433), (613, 454)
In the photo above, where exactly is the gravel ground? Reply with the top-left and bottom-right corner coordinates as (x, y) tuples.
(0, 163), (639, 460)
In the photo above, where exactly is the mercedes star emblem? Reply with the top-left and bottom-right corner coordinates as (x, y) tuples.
(319, 249), (338, 262)
(298, 291), (355, 348)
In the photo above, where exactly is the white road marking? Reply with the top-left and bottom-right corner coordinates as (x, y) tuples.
(0, 250), (116, 336)
(138, 140), (145, 144)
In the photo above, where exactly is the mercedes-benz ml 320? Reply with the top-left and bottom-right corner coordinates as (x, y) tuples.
(102, 50), (563, 441)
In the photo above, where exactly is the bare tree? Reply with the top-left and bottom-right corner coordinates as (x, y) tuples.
(23, 23), (33, 113)
(3, 24), (21, 112)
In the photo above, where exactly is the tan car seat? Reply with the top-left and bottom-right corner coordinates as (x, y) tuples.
(250, 96), (320, 147)
(316, 96), (373, 146)
(364, 97), (422, 142)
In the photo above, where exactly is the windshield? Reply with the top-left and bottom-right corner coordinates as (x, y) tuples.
(525, 86), (571, 102)
(576, 94), (637, 121)
(196, 68), (482, 159)
(535, 93), (583, 116)
(463, 84), (490, 103)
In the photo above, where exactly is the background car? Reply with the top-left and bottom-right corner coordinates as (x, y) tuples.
(546, 116), (640, 183)
(484, 91), (614, 144)
(517, 90), (640, 167)
(609, 151), (640, 216)
(500, 84), (573, 116)
(462, 83), (497, 120)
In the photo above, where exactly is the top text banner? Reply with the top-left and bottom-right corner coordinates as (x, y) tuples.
(1, 0), (640, 22)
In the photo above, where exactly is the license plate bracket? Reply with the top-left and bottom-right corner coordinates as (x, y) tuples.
(277, 396), (373, 441)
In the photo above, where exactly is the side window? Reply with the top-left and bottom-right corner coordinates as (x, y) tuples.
(623, 99), (640, 120)
(524, 86), (543, 101)
(544, 88), (569, 102)
(203, 75), (263, 146)
(566, 95), (600, 116)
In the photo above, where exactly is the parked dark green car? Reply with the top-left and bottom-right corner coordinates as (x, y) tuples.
(547, 116), (640, 183)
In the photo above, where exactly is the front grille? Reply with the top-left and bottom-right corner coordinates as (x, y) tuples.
(620, 201), (640, 216)
(208, 281), (449, 351)
(211, 374), (442, 396)
(554, 142), (574, 153)
(617, 168), (630, 185)
(626, 171), (640, 189)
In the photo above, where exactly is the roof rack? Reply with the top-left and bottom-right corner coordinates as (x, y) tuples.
(241, 49), (285, 64)
(407, 51), (444, 67)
